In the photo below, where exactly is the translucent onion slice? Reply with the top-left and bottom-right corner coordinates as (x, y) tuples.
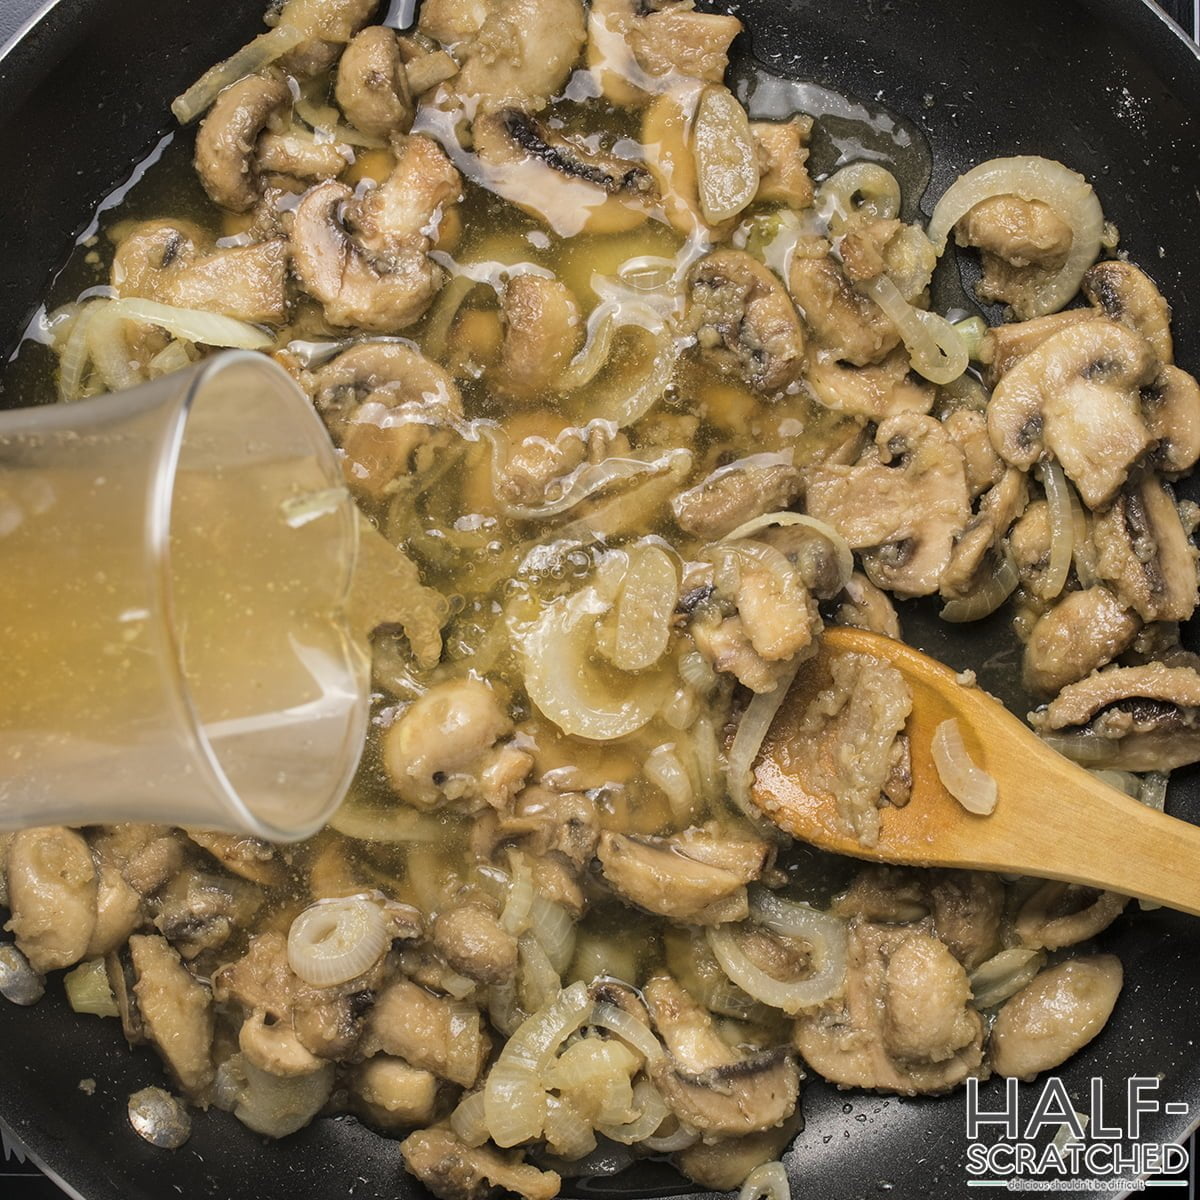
(544, 1095), (598, 1160)
(725, 657), (804, 822)
(519, 934), (564, 1014)
(450, 1091), (489, 1148)
(645, 744), (695, 823)
(721, 511), (854, 593)
(1138, 772), (1169, 812)
(106, 297), (274, 350)
(740, 1161), (790, 1200)
(642, 1120), (701, 1152)
(926, 156), (1104, 317)
(968, 947), (1044, 1010)
(327, 801), (444, 843)
(693, 85), (759, 225)
(859, 274), (967, 385)
(931, 718), (998, 815)
(484, 981), (591, 1148)
(589, 1001), (666, 1065)
(57, 302), (101, 402)
(611, 542), (679, 671)
(819, 163), (901, 228)
(294, 97), (386, 149)
(595, 1079), (669, 1145)
(573, 318), (679, 428)
(528, 896), (576, 975)
(86, 305), (145, 393)
(286, 896), (390, 987)
(1036, 461), (1074, 601)
(939, 548), (1019, 623)
(1068, 484), (1098, 588)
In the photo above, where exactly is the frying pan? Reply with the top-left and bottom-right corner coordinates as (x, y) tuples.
(1, 1), (1200, 1197)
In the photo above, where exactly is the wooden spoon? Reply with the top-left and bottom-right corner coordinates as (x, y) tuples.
(751, 625), (1200, 916)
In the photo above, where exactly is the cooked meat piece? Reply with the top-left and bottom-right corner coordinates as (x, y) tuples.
(1081, 260), (1173, 363)
(488, 275), (583, 400)
(401, 1126), (561, 1200)
(352, 1056), (439, 1130)
(717, 541), (821, 664)
(672, 455), (803, 540)
(989, 956), (1122, 1079)
(336, 26), (415, 138)
(274, 0), (377, 77)
(432, 902), (518, 984)
(129, 933), (214, 1096)
(955, 196), (1074, 320)
(596, 827), (770, 924)
(185, 830), (285, 887)
(788, 238), (899, 365)
(5, 827), (97, 973)
(194, 75), (291, 211)
(1030, 662), (1200, 770)
(471, 787), (600, 869)
(839, 219), (936, 302)
(793, 921), (984, 1093)
(291, 133), (461, 332)
(1023, 587), (1141, 695)
(804, 348), (934, 421)
(364, 979), (490, 1086)
(943, 408), (1004, 499)
(805, 413), (971, 598)
(643, 973), (800, 1136)
(1014, 882), (1129, 951)
(383, 678), (530, 811)
(981, 308), (1098, 386)
(239, 1007), (325, 1078)
(987, 319), (1156, 509)
(676, 1115), (802, 1190)
(90, 825), (183, 898)
(691, 611), (794, 693)
(1010, 498), (1053, 594)
(1142, 365), (1200, 475)
(835, 572), (901, 639)
(1093, 476), (1198, 622)
(421, 0), (585, 103)
(86, 864), (143, 959)
(588, 0), (742, 107)
(111, 219), (288, 325)
(752, 117), (814, 209)
(687, 250), (806, 392)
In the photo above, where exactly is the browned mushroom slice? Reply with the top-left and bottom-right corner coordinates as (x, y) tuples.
(987, 319), (1156, 509)
(686, 250), (806, 392)
(1081, 260), (1173, 363)
(112, 219), (288, 325)
(980, 308), (1098, 386)
(432, 901), (519, 985)
(1142, 365), (1200, 475)
(671, 454), (803, 540)
(643, 974), (800, 1136)
(86, 863), (143, 959)
(1093, 475), (1198, 623)
(835, 572), (901, 639)
(487, 274), (584, 400)
(1022, 587), (1141, 695)
(336, 26), (415, 138)
(1014, 881), (1129, 951)
(401, 1126), (561, 1200)
(1031, 662), (1200, 770)
(989, 956), (1122, 1080)
(596, 828), (770, 925)
(805, 413), (971, 598)
(793, 922), (984, 1094)
(806, 348), (934, 421)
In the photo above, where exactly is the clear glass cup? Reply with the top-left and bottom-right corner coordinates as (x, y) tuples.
(0, 350), (370, 841)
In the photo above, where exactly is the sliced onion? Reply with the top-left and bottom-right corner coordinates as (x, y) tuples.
(328, 802), (444, 843)
(725, 658), (804, 821)
(1067, 484), (1098, 589)
(953, 316), (989, 361)
(294, 96), (386, 149)
(645, 744), (695, 823)
(968, 947), (1044, 1010)
(931, 718), (998, 815)
(642, 1119), (701, 1152)
(610, 542), (679, 671)
(926, 156), (1104, 317)
(528, 897), (576, 975)
(940, 548), (1019, 623)
(589, 1002), (666, 1066)
(286, 896), (390, 987)
(560, 303), (621, 389)
(86, 304), (144, 393)
(595, 1079), (669, 1145)
(501, 859), (535, 935)
(57, 302), (101, 402)
(740, 1161), (790, 1200)
(1036, 461), (1073, 601)
(1138, 772), (1169, 812)
(484, 981), (592, 1148)
(1089, 769), (1140, 798)
(543, 1095), (598, 1160)
(706, 890), (848, 1013)
(721, 511), (854, 593)
(819, 163), (901, 227)
(859, 274), (967, 385)
(450, 1091), (489, 1147)
(576, 316), (679, 428)
(1037, 731), (1111, 765)
(171, 24), (307, 124)
(106, 297), (274, 349)
(519, 935), (564, 1014)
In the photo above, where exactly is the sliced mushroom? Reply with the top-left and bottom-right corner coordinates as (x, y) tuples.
(686, 250), (805, 393)
(256, 130), (350, 181)
(1092, 475), (1198, 623)
(336, 26), (415, 138)
(1081, 260), (1173, 363)
(401, 1126), (560, 1200)
(793, 921), (984, 1093)
(151, 871), (263, 960)
(836, 572), (901, 639)
(216, 1051), (336, 1139)
(194, 74), (291, 211)
(432, 901), (518, 985)
(421, 0), (585, 103)
(1022, 586), (1141, 695)
(752, 117), (814, 209)
(671, 454), (803, 540)
(940, 468), (1028, 600)
(644, 973), (800, 1136)
(805, 413), (971, 598)
(275, 0), (378, 78)
(805, 348), (934, 421)
(1142, 365), (1200, 475)
(291, 133), (462, 332)
(1030, 661), (1200, 770)
(111, 219), (288, 325)
(5, 827), (97, 973)
(471, 107), (655, 236)
(239, 1007), (325, 1078)
(1014, 882), (1129, 951)
(86, 864), (143, 959)
(943, 408), (1004, 499)
(91, 825), (184, 898)
(351, 1056), (439, 1130)
(487, 274), (583, 400)
(987, 319), (1156, 509)
(129, 933), (214, 1097)
(596, 827), (770, 925)
(980, 308), (1098, 386)
(588, 0), (742, 107)
(690, 610), (793, 694)
(989, 956), (1122, 1080)
(185, 830), (285, 887)
(676, 1115), (802, 1191)
(787, 237), (899, 365)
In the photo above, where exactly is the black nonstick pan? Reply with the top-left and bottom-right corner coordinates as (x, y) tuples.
(1, 1), (1199, 1198)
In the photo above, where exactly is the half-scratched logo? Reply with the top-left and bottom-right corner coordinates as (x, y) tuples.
(965, 1076), (1190, 1192)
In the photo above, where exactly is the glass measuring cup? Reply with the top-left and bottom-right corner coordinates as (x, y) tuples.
(0, 351), (370, 841)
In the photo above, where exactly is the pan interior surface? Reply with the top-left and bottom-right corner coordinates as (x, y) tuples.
(0, 1), (1199, 1198)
